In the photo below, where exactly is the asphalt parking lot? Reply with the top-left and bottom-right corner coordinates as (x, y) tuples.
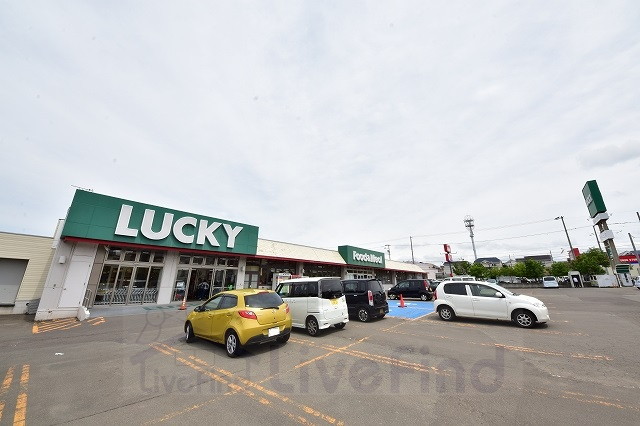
(1, 287), (639, 425)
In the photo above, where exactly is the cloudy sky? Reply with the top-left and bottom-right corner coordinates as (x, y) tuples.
(2, 1), (639, 265)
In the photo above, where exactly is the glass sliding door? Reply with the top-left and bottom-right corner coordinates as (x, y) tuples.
(96, 265), (118, 305)
(144, 267), (161, 303)
(112, 267), (133, 304)
(173, 269), (190, 302)
(129, 267), (149, 304)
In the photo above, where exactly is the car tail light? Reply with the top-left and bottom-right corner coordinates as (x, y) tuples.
(285, 304), (290, 314)
(434, 289), (438, 300)
(238, 310), (257, 320)
(423, 280), (428, 289)
(368, 290), (374, 306)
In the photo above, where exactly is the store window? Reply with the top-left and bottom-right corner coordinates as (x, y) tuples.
(376, 270), (392, 285)
(346, 268), (375, 280)
(259, 260), (297, 288)
(304, 263), (342, 277)
(96, 247), (165, 305)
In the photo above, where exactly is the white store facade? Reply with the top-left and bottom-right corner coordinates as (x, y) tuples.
(0, 191), (427, 320)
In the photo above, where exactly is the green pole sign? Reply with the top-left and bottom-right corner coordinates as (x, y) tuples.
(338, 245), (386, 268)
(61, 190), (259, 255)
(615, 264), (630, 274)
(582, 180), (607, 218)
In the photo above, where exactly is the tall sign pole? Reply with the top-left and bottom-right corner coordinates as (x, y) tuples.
(582, 180), (621, 281)
(444, 244), (453, 277)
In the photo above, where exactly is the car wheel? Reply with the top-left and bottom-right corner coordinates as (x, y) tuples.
(357, 308), (370, 322)
(225, 331), (242, 357)
(420, 293), (431, 301)
(185, 322), (195, 343)
(513, 310), (535, 328)
(306, 317), (319, 336)
(388, 294), (396, 300)
(334, 322), (346, 329)
(276, 333), (290, 344)
(438, 306), (455, 321)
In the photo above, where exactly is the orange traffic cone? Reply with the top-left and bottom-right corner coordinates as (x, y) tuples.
(399, 294), (406, 308)
(179, 294), (187, 310)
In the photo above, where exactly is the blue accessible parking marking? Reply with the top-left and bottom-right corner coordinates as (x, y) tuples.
(387, 300), (435, 319)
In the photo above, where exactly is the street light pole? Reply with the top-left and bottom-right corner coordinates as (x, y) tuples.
(555, 216), (575, 260)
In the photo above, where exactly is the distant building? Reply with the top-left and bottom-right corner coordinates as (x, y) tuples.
(515, 254), (554, 268)
(473, 257), (503, 268)
(410, 261), (438, 280)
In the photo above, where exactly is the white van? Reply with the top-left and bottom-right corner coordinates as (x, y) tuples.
(542, 276), (559, 288)
(275, 277), (349, 336)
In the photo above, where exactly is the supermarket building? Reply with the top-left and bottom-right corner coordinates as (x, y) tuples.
(0, 190), (427, 320)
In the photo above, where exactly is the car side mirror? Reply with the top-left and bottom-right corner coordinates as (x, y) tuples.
(194, 306), (202, 312)
(494, 292), (503, 298)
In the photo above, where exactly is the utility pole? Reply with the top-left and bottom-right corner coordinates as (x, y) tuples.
(555, 216), (575, 260)
(409, 237), (415, 264)
(384, 245), (391, 260)
(629, 234), (640, 266)
(592, 224), (602, 250)
(464, 215), (478, 260)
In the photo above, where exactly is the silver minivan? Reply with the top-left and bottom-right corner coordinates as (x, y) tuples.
(275, 277), (349, 336)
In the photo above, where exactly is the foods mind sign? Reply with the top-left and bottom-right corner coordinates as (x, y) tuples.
(61, 191), (259, 254)
(338, 245), (386, 268)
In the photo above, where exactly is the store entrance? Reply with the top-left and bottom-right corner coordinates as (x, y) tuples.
(188, 269), (213, 301)
(173, 268), (238, 302)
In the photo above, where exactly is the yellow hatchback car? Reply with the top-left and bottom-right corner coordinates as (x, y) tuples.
(185, 289), (292, 357)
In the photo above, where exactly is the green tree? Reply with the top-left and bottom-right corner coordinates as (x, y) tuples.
(453, 261), (471, 275)
(486, 266), (500, 280)
(498, 265), (513, 278)
(469, 263), (487, 279)
(512, 262), (526, 278)
(570, 248), (609, 276)
(548, 262), (570, 277)
(523, 259), (545, 280)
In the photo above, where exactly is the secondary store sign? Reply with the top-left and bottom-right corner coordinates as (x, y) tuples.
(338, 245), (385, 268)
(61, 190), (259, 254)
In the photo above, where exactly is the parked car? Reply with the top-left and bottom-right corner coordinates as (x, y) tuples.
(387, 279), (433, 301)
(433, 281), (550, 328)
(184, 289), (292, 357)
(542, 276), (559, 288)
(441, 275), (477, 282)
(341, 278), (389, 322)
(428, 280), (441, 292)
(275, 277), (348, 336)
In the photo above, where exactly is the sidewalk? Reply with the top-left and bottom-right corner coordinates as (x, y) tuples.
(88, 301), (201, 318)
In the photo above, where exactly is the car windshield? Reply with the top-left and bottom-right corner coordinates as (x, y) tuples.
(244, 292), (284, 309)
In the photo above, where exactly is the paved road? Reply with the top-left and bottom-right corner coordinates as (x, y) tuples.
(1, 287), (639, 425)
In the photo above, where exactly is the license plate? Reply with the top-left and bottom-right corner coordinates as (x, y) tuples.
(330, 299), (338, 305)
(268, 327), (280, 337)
(379, 309), (384, 314)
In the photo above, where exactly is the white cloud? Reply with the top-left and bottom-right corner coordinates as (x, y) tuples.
(578, 141), (640, 168)
(2, 1), (640, 262)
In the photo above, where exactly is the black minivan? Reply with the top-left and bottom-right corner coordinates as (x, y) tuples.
(341, 279), (389, 322)
(387, 279), (433, 301)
